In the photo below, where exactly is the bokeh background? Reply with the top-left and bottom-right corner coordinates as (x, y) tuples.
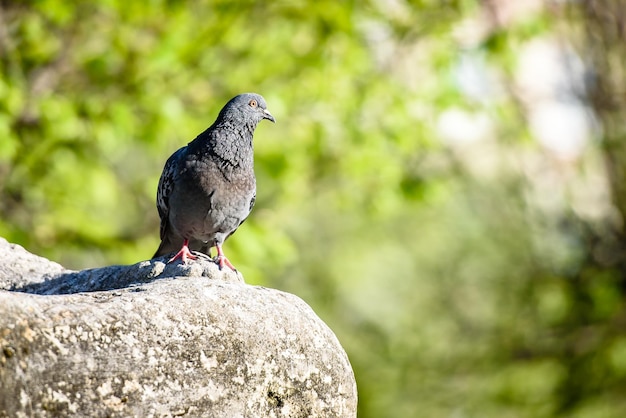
(2, 0), (626, 416)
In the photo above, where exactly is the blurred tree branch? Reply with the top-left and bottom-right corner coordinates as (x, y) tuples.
(579, 0), (626, 230)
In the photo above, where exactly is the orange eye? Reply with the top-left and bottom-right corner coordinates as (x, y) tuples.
(249, 99), (257, 107)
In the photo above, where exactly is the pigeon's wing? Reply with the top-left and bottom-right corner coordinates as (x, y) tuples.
(249, 192), (256, 213)
(156, 146), (186, 240)
(224, 191), (256, 242)
(235, 191), (256, 229)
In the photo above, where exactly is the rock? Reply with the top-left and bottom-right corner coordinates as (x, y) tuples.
(0, 239), (66, 291)
(0, 238), (358, 417)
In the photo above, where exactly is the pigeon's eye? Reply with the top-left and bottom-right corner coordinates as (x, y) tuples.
(249, 99), (257, 108)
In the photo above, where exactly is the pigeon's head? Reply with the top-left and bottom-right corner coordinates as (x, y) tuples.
(218, 93), (275, 126)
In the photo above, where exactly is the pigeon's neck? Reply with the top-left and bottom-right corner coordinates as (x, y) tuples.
(189, 120), (255, 169)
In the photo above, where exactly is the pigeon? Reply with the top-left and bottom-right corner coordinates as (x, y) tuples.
(152, 93), (275, 270)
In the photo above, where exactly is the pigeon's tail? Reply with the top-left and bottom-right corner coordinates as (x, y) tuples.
(153, 238), (175, 259)
(152, 245), (164, 259)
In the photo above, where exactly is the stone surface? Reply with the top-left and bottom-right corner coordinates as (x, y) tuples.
(0, 238), (357, 417)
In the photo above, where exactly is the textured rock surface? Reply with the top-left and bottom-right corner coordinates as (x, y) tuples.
(0, 238), (357, 417)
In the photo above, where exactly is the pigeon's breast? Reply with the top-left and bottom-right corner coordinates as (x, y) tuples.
(201, 171), (256, 235)
(169, 161), (255, 243)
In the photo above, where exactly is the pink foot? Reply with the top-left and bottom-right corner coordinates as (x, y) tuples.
(167, 239), (198, 264)
(216, 244), (236, 271)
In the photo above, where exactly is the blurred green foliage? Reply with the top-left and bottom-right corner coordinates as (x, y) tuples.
(2, 1), (626, 417)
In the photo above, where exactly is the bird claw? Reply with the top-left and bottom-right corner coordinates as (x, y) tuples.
(215, 255), (237, 271)
(166, 240), (236, 270)
(214, 244), (237, 271)
(167, 244), (198, 264)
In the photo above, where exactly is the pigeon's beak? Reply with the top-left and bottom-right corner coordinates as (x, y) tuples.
(263, 108), (276, 123)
